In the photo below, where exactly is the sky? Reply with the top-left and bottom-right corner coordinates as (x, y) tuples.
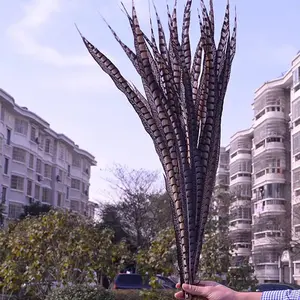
(0, 0), (300, 203)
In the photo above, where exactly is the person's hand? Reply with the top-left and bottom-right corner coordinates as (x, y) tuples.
(174, 281), (238, 300)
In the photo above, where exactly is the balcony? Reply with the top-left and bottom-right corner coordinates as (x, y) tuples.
(253, 199), (286, 216)
(230, 199), (251, 208)
(252, 231), (285, 248)
(254, 169), (285, 187)
(231, 243), (251, 257)
(229, 219), (251, 232)
(254, 109), (285, 128)
(230, 150), (252, 164)
(230, 173), (252, 185)
(253, 141), (285, 157)
(254, 264), (279, 281)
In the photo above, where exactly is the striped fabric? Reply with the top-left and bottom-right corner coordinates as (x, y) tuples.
(262, 290), (300, 300)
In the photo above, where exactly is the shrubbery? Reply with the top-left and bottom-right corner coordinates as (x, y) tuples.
(45, 285), (114, 300)
(45, 285), (175, 300)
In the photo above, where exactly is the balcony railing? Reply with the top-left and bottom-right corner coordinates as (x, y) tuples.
(229, 220), (251, 232)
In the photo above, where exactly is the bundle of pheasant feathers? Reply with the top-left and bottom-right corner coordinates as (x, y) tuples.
(78, 0), (236, 296)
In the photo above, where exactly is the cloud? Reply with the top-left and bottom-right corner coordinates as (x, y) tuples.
(7, 0), (95, 67)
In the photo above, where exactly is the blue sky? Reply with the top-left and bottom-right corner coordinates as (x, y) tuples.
(0, 0), (300, 202)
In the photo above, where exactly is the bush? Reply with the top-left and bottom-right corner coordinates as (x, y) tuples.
(45, 285), (175, 300)
(45, 284), (114, 300)
(114, 290), (174, 300)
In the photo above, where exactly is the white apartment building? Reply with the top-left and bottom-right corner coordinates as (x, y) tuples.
(251, 69), (291, 283)
(0, 89), (97, 222)
(216, 52), (300, 284)
(228, 129), (253, 267)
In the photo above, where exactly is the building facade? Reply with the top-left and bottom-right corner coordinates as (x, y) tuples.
(251, 71), (292, 283)
(228, 129), (253, 267)
(0, 89), (97, 222)
(216, 52), (300, 284)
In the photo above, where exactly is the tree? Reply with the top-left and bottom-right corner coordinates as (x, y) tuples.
(102, 164), (168, 249)
(227, 261), (258, 291)
(137, 227), (177, 277)
(0, 210), (130, 299)
(98, 203), (130, 244)
(0, 202), (5, 227)
(19, 201), (52, 219)
(199, 190), (232, 281)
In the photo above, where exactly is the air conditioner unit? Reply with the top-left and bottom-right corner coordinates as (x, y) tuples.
(37, 174), (43, 182)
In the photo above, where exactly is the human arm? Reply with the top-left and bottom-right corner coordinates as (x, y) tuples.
(175, 282), (262, 300)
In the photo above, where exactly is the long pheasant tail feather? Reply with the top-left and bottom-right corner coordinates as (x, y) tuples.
(181, 0), (193, 71)
(79, 0), (237, 296)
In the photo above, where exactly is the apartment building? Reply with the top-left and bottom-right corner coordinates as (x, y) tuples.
(251, 65), (293, 283)
(215, 52), (300, 284)
(228, 129), (253, 267)
(0, 89), (97, 222)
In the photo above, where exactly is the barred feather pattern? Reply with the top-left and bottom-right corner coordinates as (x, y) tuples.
(78, 0), (236, 297)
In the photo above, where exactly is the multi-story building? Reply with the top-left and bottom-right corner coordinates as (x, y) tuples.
(228, 129), (253, 267)
(215, 52), (300, 284)
(215, 146), (230, 192)
(251, 73), (292, 283)
(0, 88), (97, 222)
(290, 53), (300, 284)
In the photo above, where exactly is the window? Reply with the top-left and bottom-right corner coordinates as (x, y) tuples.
(29, 153), (34, 169)
(36, 159), (42, 174)
(35, 185), (40, 200)
(59, 145), (64, 160)
(14, 119), (28, 135)
(42, 188), (51, 204)
(8, 203), (23, 219)
(67, 165), (71, 177)
(10, 175), (24, 191)
(44, 164), (52, 178)
(70, 200), (79, 211)
(57, 192), (62, 207)
(66, 187), (69, 199)
(30, 126), (37, 142)
(1, 187), (7, 203)
(27, 180), (32, 196)
(71, 178), (80, 190)
(6, 128), (11, 145)
(293, 67), (300, 87)
(38, 134), (44, 149)
(12, 147), (26, 163)
(0, 106), (4, 121)
(59, 169), (63, 179)
(82, 182), (85, 193)
(0, 137), (2, 155)
(4, 158), (9, 175)
(72, 154), (81, 168)
(45, 138), (52, 154)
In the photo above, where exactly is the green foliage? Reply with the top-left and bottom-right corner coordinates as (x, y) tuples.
(200, 191), (231, 281)
(113, 290), (174, 300)
(0, 202), (5, 226)
(45, 284), (114, 300)
(227, 264), (258, 291)
(137, 227), (177, 277)
(46, 286), (174, 300)
(19, 202), (52, 219)
(0, 210), (130, 298)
